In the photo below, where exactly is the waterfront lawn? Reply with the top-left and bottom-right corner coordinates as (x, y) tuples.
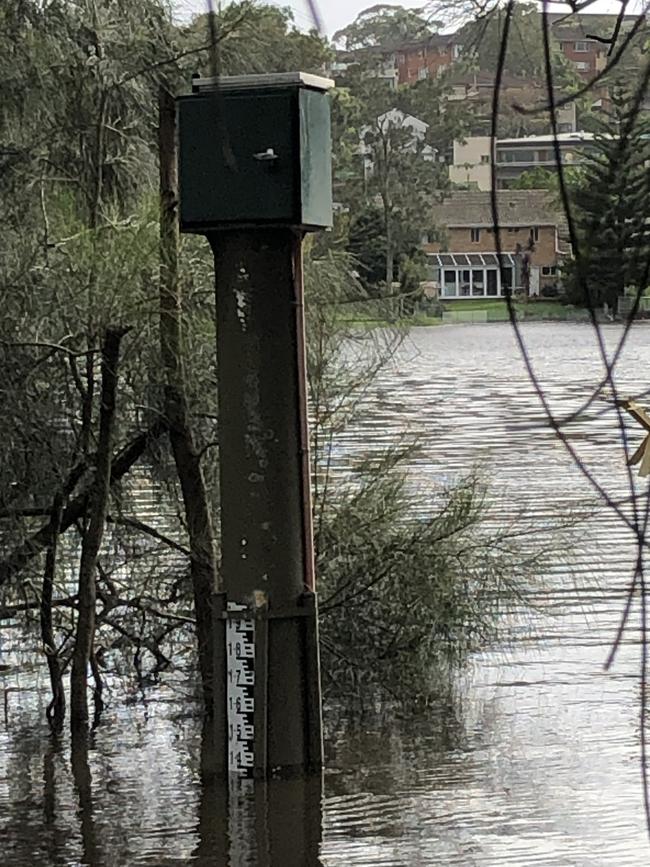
(443, 298), (587, 321)
(337, 297), (589, 326)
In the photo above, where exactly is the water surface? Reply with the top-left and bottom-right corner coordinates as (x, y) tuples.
(2, 322), (649, 865)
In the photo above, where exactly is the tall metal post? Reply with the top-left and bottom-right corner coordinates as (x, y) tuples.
(210, 229), (322, 777)
(177, 72), (333, 778)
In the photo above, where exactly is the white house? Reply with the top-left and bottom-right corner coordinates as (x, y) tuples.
(449, 136), (493, 191)
(360, 108), (437, 176)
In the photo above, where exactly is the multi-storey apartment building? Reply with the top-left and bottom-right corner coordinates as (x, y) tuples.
(553, 28), (608, 79)
(394, 33), (463, 85)
(495, 132), (595, 188)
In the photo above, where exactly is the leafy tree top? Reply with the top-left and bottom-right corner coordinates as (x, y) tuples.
(459, 2), (580, 82)
(565, 89), (650, 307)
(333, 4), (442, 51)
(182, 4), (331, 76)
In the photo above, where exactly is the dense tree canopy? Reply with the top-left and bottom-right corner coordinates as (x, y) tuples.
(565, 92), (650, 308)
(330, 73), (452, 289)
(0, 0), (332, 728)
(183, 2), (331, 75)
(333, 4), (441, 50)
(459, 1), (580, 86)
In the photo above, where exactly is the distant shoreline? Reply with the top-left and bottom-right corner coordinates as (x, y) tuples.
(340, 298), (639, 327)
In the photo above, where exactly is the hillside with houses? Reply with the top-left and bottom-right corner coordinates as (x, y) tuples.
(326, 3), (650, 311)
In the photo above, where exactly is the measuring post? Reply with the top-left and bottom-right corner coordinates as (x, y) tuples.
(178, 72), (333, 777)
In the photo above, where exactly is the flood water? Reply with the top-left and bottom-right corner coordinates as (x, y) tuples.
(2, 322), (650, 865)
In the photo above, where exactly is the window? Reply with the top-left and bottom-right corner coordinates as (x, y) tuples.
(480, 154), (490, 164)
(574, 41), (589, 52)
(542, 265), (557, 276)
(507, 227), (519, 234)
(575, 61), (590, 71)
(443, 270), (457, 297)
(531, 227), (539, 242)
(471, 269), (484, 296)
(471, 228), (481, 242)
(503, 149), (536, 163)
(418, 67), (428, 80)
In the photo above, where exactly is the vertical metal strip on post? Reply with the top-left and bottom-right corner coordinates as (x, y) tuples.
(301, 593), (324, 772)
(292, 239), (316, 593)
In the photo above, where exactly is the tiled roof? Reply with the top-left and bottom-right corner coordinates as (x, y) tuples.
(431, 191), (563, 227)
(397, 32), (461, 51)
(448, 70), (542, 90)
(429, 252), (518, 268)
(553, 28), (607, 44)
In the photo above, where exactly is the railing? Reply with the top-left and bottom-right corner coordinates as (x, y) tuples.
(495, 159), (559, 167)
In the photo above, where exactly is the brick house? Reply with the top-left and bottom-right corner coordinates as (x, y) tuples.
(424, 191), (568, 297)
(395, 33), (462, 85)
(447, 70), (541, 103)
(553, 28), (607, 79)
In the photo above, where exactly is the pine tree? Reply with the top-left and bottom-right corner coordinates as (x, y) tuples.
(566, 91), (650, 309)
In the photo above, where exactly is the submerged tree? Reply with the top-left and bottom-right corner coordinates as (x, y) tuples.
(0, 0), (549, 735)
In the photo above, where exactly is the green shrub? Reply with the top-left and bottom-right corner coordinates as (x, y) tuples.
(316, 463), (539, 703)
(305, 250), (544, 704)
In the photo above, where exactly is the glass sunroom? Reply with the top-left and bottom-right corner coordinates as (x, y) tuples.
(428, 253), (518, 298)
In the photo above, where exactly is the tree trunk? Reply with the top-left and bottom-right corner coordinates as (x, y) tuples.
(70, 327), (126, 730)
(383, 194), (393, 290)
(385, 235), (394, 290)
(158, 86), (218, 710)
(40, 494), (65, 731)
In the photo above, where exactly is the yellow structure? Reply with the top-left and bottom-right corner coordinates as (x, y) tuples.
(618, 399), (650, 477)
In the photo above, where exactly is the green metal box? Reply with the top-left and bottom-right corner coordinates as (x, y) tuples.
(178, 72), (333, 232)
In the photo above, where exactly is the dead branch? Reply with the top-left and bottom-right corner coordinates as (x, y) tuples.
(0, 418), (167, 588)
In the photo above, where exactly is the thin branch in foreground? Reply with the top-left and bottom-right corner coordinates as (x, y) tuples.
(106, 514), (191, 557)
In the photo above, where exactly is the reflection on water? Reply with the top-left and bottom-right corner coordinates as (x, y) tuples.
(2, 322), (650, 864)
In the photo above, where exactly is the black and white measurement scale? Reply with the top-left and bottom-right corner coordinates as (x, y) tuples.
(226, 602), (256, 775)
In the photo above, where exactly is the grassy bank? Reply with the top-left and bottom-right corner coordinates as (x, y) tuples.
(439, 298), (590, 323)
(339, 297), (592, 327)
